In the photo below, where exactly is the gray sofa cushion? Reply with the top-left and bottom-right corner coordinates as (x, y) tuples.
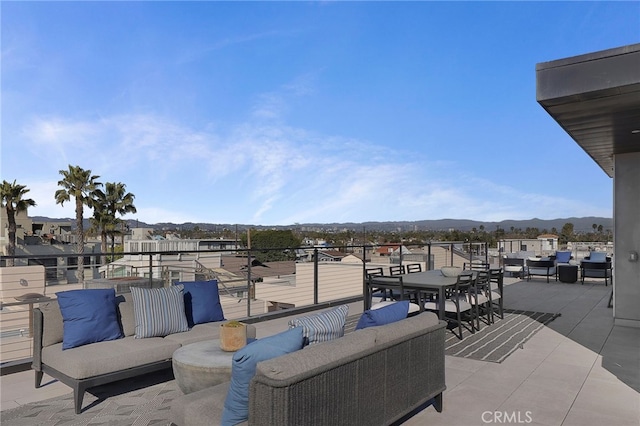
(164, 323), (256, 346)
(116, 293), (136, 337)
(163, 325), (219, 346)
(40, 301), (63, 347)
(255, 327), (378, 384)
(374, 311), (440, 345)
(42, 335), (180, 379)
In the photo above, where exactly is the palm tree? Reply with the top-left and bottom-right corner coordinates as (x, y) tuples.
(90, 203), (118, 266)
(91, 182), (136, 264)
(55, 165), (101, 283)
(1, 180), (36, 267)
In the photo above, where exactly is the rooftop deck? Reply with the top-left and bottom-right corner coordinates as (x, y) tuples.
(1, 276), (638, 425)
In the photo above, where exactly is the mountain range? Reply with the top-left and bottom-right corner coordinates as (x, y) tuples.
(32, 216), (613, 234)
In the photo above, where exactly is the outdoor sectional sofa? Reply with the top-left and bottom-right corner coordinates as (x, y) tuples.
(170, 311), (447, 426)
(32, 283), (248, 414)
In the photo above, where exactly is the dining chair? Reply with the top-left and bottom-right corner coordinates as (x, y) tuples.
(367, 275), (406, 308)
(424, 272), (476, 339)
(366, 267), (388, 300)
(388, 265), (422, 304)
(469, 270), (492, 330)
(389, 265), (406, 276)
(488, 268), (504, 322)
(406, 263), (422, 274)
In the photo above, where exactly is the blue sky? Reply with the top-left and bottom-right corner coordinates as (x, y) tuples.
(2, 2), (638, 226)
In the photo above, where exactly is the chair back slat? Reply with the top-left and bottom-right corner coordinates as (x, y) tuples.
(464, 262), (489, 271)
(365, 267), (384, 279)
(406, 263), (422, 274)
(389, 265), (406, 276)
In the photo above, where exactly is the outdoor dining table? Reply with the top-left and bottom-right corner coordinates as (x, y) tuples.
(401, 270), (477, 320)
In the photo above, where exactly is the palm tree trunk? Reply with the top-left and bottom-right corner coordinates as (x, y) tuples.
(101, 232), (108, 269)
(76, 197), (85, 283)
(6, 208), (16, 267)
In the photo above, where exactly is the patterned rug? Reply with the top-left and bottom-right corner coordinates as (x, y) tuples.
(0, 370), (178, 426)
(444, 309), (561, 363)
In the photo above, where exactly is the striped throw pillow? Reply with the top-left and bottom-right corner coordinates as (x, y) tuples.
(288, 304), (349, 345)
(131, 285), (189, 338)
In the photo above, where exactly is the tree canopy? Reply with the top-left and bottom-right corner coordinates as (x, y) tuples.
(55, 165), (101, 282)
(1, 180), (36, 266)
(241, 229), (302, 262)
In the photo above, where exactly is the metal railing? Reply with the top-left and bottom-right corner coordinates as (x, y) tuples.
(0, 240), (489, 371)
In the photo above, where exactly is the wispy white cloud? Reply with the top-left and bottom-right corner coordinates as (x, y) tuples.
(13, 45), (613, 228)
(17, 110), (610, 225)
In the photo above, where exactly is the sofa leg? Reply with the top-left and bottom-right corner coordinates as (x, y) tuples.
(35, 370), (43, 388)
(434, 392), (443, 412)
(73, 383), (87, 414)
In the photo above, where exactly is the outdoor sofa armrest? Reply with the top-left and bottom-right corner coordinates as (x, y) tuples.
(32, 307), (44, 372)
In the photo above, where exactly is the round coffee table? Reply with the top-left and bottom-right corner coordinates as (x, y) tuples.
(172, 339), (235, 394)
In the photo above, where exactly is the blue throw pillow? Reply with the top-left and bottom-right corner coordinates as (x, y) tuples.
(221, 327), (305, 426)
(130, 285), (189, 338)
(555, 251), (571, 263)
(355, 300), (409, 330)
(178, 280), (225, 326)
(56, 288), (123, 350)
(589, 252), (607, 262)
(287, 305), (349, 345)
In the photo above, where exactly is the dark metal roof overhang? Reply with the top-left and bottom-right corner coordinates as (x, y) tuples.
(536, 43), (640, 178)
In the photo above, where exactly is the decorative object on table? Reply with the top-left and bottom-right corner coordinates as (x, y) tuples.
(440, 266), (462, 277)
(219, 320), (247, 351)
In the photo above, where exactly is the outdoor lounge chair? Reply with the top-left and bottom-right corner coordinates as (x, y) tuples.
(580, 252), (612, 286)
(503, 256), (525, 278)
(526, 258), (557, 283)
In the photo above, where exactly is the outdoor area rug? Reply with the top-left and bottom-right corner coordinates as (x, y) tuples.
(0, 370), (178, 426)
(444, 309), (561, 363)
